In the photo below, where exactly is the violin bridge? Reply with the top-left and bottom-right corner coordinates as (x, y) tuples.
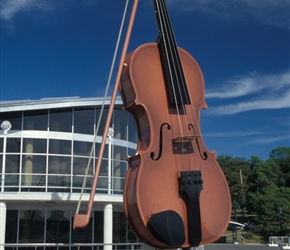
(172, 135), (200, 142)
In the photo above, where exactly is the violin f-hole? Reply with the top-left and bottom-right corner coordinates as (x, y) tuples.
(150, 122), (171, 161)
(188, 124), (208, 160)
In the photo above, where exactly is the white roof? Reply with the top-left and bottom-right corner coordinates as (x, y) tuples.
(229, 221), (245, 227)
(0, 96), (123, 112)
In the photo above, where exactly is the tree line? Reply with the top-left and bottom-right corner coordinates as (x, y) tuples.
(217, 147), (290, 239)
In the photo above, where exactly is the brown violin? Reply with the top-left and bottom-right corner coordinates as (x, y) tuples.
(119, 0), (231, 248)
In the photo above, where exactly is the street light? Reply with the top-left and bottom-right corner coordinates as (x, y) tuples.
(107, 127), (114, 194)
(1, 120), (12, 192)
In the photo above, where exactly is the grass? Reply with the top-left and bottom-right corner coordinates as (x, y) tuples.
(223, 230), (265, 244)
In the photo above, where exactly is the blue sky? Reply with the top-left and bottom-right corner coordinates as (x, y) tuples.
(1, 0), (289, 160)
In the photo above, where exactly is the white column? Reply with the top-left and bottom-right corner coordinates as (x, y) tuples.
(24, 140), (33, 186)
(103, 203), (113, 250)
(1, 131), (8, 192)
(0, 202), (7, 250)
(107, 127), (114, 194)
(107, 134), (112, 194)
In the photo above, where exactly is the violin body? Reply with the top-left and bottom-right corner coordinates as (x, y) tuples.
(120, 43), (231, 248)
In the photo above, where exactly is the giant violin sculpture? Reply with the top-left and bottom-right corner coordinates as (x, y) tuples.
(119, 0), (231, 248)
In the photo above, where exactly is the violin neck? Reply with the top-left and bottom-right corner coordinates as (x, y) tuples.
(153, 0), (190, 105)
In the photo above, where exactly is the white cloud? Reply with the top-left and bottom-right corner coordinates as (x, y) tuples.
(204, 70), (290, 115)
(0, 0), (52, 22)
(206, 71), (290, 99)
(243, 135), (289, 145)
(204, 130), (290, 146)
(170, 0), (290, 30)
(204, 130), (263, 137)
(207, 88), (290, 115)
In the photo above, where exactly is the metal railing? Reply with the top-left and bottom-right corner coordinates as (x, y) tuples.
(0, 243), (205, 250)
(1, 243), (141, 250)
(0, 173), (125, 194)
(269, 236), (290, 247)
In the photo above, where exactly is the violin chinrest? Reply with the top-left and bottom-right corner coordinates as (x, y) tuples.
(147, 210), (185, 246)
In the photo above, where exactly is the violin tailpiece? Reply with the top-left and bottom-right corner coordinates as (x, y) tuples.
(179, 171), (204, 246)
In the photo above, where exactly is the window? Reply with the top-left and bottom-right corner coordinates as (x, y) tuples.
(24, 110), (48, 131)
(50, 108), (72, 132)
(49, 139), (71, 155)
(48, 156), (71, 174)
(5, 210), (18, 243)
(74, 140), (95, 156)
(19, 210), (45, 243)
(5, 155), (20, 190)
(73, 157), (93, 175)
(22, 155), (46, 174)
(46, 210), (70, 243)
(5, 208), (136, 247)
(95, 142), (108, 158)
(72, 157), (94, 193)
(95, 159), (109, 192)
(21, 155), (46, 191)
(113, 145), (127, 161)
(74, 108), (94, 134)
(95, 108), (109, 136)
(94, 211), (104, 243)
(6, 138), (21, 153)
(113, 109), (127, 140)
(0, 155), (2, 176)
(113, 212), (127, 243)
(0, 111), (22, 130)
(71, 213), (93, 243)
(5, 155), (20, 173)
(48, 156), (71, 191)
(113, 161), (127, 193)
(23, 138), (47, 154)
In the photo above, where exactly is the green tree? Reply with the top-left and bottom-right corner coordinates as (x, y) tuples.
(217, 148), (290, 238)
(247, 156), (284, 193)
(269, 147), (290, 187)
(217, 155), (250, 213)
(246, 154), (290, 237)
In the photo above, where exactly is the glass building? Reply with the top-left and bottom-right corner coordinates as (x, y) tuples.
(0, 97), (139, 249)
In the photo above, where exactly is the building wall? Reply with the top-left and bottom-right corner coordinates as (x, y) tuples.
(0, 99), (138, 249)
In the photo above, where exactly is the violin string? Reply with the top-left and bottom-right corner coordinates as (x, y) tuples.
(166, 0), (205, 168)
(155, 0), (181, 145)
(159, 0), (192, 171)
(157, 0), (184, 134)
(161, 0), (203, 144)
(155, 1), (180, 173)
(161, 1), (188, 113)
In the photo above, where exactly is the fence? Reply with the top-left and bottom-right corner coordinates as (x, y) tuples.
(0, 243), (205, 250)
(269, 236), (290, 247)
(0, 243), (141, 250)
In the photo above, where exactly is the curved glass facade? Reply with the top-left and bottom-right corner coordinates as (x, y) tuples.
(0, 97), (138, 249)
(1, 105), (137, 193)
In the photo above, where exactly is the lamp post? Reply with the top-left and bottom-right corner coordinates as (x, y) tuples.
(1, 121), (11, 250)
(107, 127), (114, 194)
(1, 121), (12, 192)
(104, 127), (114, 250)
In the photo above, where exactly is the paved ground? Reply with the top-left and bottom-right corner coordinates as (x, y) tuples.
(205, 243), (270, 250)
(141, 243), (273, 250)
